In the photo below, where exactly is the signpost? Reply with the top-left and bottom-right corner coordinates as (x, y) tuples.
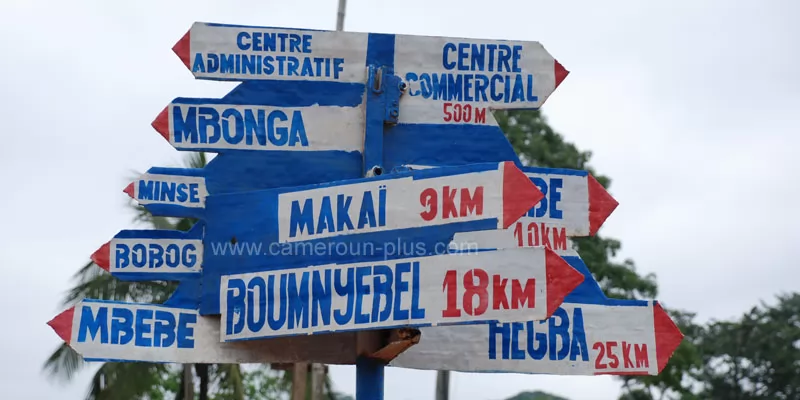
(389, 248), (684, 376)
(90, 223), (204, 281)
(220, 247), (583, 342)
(47, 299), (371, 364)
(47, 17), (685, 400)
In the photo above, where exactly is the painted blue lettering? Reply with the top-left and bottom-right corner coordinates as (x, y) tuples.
(316, 196), (335, 234)
(393, 262), (411, 321)
(410, 261), (426, 319)
(357, 191), (377, 229)
(288, 111), (309, 146)
(134, 309), (153, 347)
(289, 198), (314, 237)
(176, 312), (196, 349)
(311, 270), (332, 327)
(247, 277), (267, 333)
(152, 310), (176, 347)
(110, 307), (133, 345)
(442, 43), (457, 70)
(267, 274), (288, 330)
(371, 264), (393, 322)
(77, 306), (108, 343)
(225, 278), (246, 335)
(165, 244), (180, 268)
(336, 194), (354, 231)
(237, 32), (251, 50)
(405, 73), (420, 96)
(333, 268), (355, 325)
(488, 307), (588, 361)
(354, 266), (371, 324)
(172, 106), (198, 143)
(138, 180), (155, 201)
(287, 271), (310, 329)
(222, 108), (244, 144)
(267, 110), (288, 146)
(115, 245), (129, 269)
(198, 107), (220, 144)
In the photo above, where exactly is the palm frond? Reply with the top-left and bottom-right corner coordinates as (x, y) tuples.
(42, 343), (85, 382)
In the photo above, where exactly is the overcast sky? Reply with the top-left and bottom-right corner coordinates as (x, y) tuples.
(1, 0), (798, 399)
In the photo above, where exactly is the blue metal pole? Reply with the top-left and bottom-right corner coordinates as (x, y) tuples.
(356, 357), (385, 400)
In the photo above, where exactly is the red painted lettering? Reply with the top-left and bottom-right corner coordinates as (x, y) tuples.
(463, 269), (489, 316)
(593, 342), (607, 369)
(441, 270), (460, 318)
(459, 187), (484, 217)
(622, 341), (634, 368)
(634, 343), (649, 368)
(419, 188), (437, 221)
(607, 341), (620, 368)
(540, 225), (552, 248)
(475, 107), (486, 124)
(442, 186), (458, 219)
(510, 278), (536, 309)
(492, 275), (509, 310)
(552, 227), (567, 250)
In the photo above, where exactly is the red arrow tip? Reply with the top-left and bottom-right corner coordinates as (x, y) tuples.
(544, 248), (584, 317)
(554, 60), (569, 89)
(502, 162), (544, 229)
(47, 307), (75, 344)
(173, 30), (191, 69)
(91, 242), (111, 271)
(587, 174), (619, 236)
(654, 302), (684, 373)
(123, 182), (135, 199)
(152, 106), (170, 142)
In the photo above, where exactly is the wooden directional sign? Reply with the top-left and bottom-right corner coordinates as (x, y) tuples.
(174, 22), (568, 111)
(199, 161), (543, 314)
(47, 299), (371, 364)
(389, 251), (684, 376)
(151, 94), (364, 154)
(449, 165), (619, 252)
(386, 177), (682, 376)
(90, 223), (203, 281)
(220, 247), (583, 342)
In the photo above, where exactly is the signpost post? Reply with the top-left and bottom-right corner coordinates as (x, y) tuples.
(47, 18), (685, 400)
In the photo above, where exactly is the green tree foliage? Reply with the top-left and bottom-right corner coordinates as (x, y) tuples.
(496, 110), (657, 300)
(496, 110), (701, 398)
(42, 152), (294, 400)
(503, 390), (569, 400)
(690, 293), (800, 399)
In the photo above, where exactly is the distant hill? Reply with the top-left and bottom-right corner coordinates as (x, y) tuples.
(503, 391), (570, 400)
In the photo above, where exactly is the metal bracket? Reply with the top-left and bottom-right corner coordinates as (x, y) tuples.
(367, 65), (405, 125)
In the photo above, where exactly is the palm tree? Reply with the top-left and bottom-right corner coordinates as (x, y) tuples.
(43, 151), (346, 399)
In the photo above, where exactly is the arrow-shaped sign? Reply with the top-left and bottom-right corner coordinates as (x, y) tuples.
(389, 251), (683, 376)
(220, 247), (583, 342)
(151, 86), (364, 154)
(198, 161), (543, 314)
(47, 299), (372, 364)
(412, 165), (619, 248)
(173, 22), (568, 112)
(90, 223), (204, 281)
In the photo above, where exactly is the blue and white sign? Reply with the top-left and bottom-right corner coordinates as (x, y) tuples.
(389, 252), (684, 376)
(220, 247), (583, 342)
(152, 98), (363, 153)
(90, 223), (203, 281)
(175, 22), (568, 112)
(47, 299), (367, 364)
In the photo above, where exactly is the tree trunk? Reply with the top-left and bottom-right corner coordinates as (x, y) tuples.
(195, 363), (209, 400)
(292, 363), (309, 400)
(435, 370), (450, 400)
(311, 363), (326, 400)
(177, 364), (194, 400)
